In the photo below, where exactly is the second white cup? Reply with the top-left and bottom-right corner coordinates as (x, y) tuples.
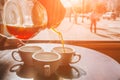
(51, 46), (81, 65)
(12, 45), (43, 66)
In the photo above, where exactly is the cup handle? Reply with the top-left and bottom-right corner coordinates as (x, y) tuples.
(71, 54), (81, 64)
(71, 66), (86, 78)
(12, 51), (22, 62)
(44, 65), (50, 77)
(71, 66), (80, 78)
(9, 64), (22, 72)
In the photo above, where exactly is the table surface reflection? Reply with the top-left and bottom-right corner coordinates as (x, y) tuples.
(0, 43), (120, 80)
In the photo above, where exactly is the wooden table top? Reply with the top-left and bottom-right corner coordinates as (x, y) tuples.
(0, 43), (120, 80)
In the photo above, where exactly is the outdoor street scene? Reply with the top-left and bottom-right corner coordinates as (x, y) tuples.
(32, 0), (120, 41)
(0, 0), (120, 41)
(33, 16), (120, 41)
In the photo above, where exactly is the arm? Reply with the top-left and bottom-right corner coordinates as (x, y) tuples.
(0, 34), (24, 50)
(0, 34), (7, 49)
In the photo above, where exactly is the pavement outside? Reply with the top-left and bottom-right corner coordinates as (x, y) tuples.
(32, 17), (120, 41)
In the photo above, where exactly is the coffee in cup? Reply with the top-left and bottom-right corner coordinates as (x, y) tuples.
(12, 45), (43, 66)
(51, 46), (81, 65)
(32, 52), (61, 77)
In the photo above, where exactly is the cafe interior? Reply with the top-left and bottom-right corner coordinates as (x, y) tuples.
(0, 0), (120, 80)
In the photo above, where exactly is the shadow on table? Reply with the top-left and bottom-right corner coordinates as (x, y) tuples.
(9, 64), (86, 80)
(0, 62), (11, 80)
(56, 64), (87, 79)
(9, 64), (35, 78)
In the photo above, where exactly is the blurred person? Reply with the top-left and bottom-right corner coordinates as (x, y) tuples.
(112, 12), (116, 20)
(90, 11), (97, 33)
(68, 8), (72, 22)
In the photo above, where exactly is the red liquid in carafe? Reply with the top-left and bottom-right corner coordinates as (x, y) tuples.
(6, 25), (43, 39)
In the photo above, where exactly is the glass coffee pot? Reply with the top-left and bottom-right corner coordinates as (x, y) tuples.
(3, 0), (66, 40)
(3, 0), (47, 39)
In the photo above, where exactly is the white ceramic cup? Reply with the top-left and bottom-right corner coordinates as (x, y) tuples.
(12, 45), (43, 66)
(32, 52), (61, 77)
(51, 46), (81, 65)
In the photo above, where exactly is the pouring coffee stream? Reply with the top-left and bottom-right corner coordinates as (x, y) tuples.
(34, 0), (66, 52)
(51, 28), (65, 53)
